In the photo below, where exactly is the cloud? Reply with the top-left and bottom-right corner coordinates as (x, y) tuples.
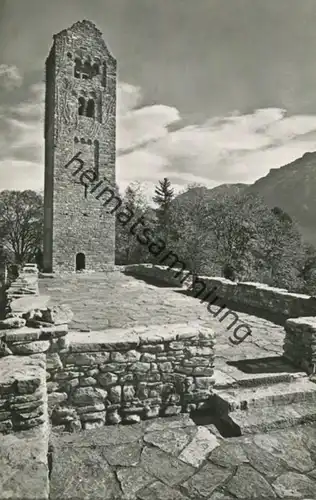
(119, 107), (316, 196)
(0, 81), (44, 190)
(0, 64), (23, 90)
(2, 76), (316, 199)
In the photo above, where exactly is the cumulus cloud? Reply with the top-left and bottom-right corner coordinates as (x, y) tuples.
(0, 64), (23, 90)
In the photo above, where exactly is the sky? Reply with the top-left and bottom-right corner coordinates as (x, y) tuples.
(1, 0), (316, 199)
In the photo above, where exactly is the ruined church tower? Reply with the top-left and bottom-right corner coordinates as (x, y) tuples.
(43, 20), (116, 273)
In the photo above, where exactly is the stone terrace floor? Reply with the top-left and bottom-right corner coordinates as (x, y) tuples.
(49, 414), (316, 499)
(39, 271), (288, 386)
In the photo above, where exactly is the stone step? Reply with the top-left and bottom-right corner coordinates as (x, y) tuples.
(213, 369), (306, 390)
(223, 402), (316, 435)
(214, 377), (316, 413)
(235, 371), (307, 388)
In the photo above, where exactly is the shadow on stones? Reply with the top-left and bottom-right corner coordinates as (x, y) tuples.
(190, 408), (241, 438)
(47, 442), (54, 480)
(175, 289), (288, 326)
(127, 275), (181, 288)
(227, 356), (302, 374)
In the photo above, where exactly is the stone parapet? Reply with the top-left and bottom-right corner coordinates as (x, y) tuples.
(47, 322), (215, 430)
(189, 276), (316, 319)
(123, 265), (316, 319)
(124, 264), (185, 287)
(283, 317), (316, 375)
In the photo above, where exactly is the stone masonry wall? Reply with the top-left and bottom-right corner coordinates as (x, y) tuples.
(283, 317), (316, 375)
(124, 264), (187, 287)
(47, 324), (215, 431)
(124, 264), (316, 319)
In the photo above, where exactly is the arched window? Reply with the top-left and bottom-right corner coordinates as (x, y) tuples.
(102, 62), (107, 88)
(82, 61), (91, 80)
(92, 63), (99, 77)
(78, 97), (85, 116)
(74, 58), (81, 78)
(86, 99), (95, 118)
(76, 253), (85, 271)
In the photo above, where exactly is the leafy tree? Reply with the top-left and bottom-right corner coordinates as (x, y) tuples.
(169, 187), (305, 289)
(0, 190), (43, 265)
(205, 192), (261, 278)
(252, 205), (304, 289)
(168, 186), (216, 278)
(298, 243), (316, 294)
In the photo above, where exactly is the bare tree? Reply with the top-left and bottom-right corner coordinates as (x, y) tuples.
(0, 190), (43, 265)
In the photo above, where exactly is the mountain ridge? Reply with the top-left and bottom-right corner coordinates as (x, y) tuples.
(175, 151), (316, 245)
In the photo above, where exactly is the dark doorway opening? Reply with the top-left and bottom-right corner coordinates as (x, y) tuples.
(76, 252), (85, 271)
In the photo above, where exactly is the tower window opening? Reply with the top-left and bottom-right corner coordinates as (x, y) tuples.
(76, 252), (85, 271)
(92, 63), (100, 77)
(102, 62), (107, 87)
(86, 99), (95, 118)
(74, 58), (81, 78)
(78, 97), (85, 116)
(82, 61), (91, 80)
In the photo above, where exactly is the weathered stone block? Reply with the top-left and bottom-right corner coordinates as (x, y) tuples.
(140, 352), (156, 362)
(0, 317), (26, 329)
(158, 362), (173, 372)
(98, 372), (118, 387)
(79, 376), (97, 386)
(128, 362), (151, 372)
(71, 387), (107, 406)
(47, 353), (63, 371)
(123, 385), (136, 401)
(80, 411), (106, 422)
(9, 340), (50, 354)
(108, 385), (122, 403)
(76, 403), (105, 414)
(41, 304), (74, 325)
(111, 350), (141, 362)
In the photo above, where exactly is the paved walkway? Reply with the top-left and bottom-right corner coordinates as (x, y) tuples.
(49, 414), (316, 499)
(39, 271), (288, 386)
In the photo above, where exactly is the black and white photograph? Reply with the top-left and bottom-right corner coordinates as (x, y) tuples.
(0, 1), (316, 499)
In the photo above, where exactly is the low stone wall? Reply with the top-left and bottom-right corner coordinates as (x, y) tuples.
(283, 317), (316, 375)
(124, 264), (185, 287)
(0, 322), (215, 432)
(0, 325), (69, 434)
(48, 323), (215, 430)
(0, 354), (47, 433)
(188, 276), (316, 319)
(123, 264), (316, 319)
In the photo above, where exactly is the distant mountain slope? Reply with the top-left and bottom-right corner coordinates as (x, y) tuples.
(173, 152), (316, 245)
(247, 151), (316, 245)
(175, 183), (248, 204)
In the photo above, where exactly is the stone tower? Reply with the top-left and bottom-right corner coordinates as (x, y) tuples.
(43, 20), (116, 273)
